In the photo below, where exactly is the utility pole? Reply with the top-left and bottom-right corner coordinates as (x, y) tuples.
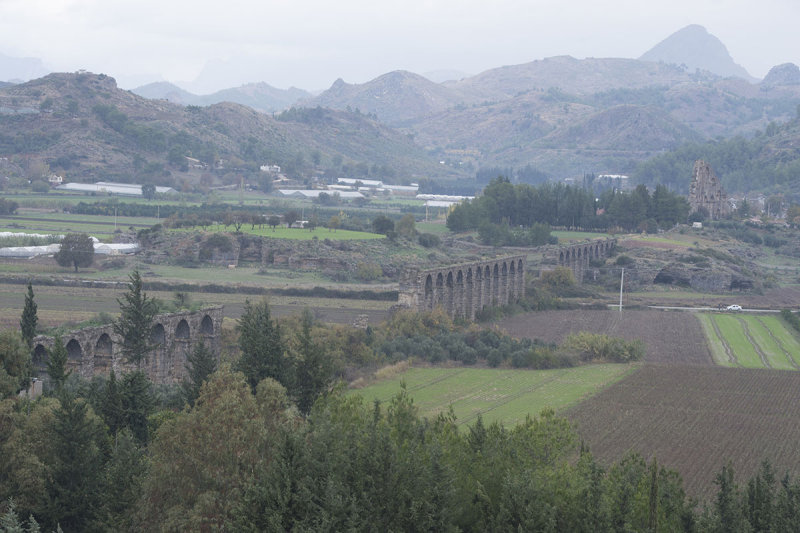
(619, 267), (624, 314)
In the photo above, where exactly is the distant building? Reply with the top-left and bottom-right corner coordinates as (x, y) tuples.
(48, 174), (63, 186)
(276, 189), (365, 199)
(596, 174), (632, 191)
(688, 160), (730, 220)
(337, 178), (383, 188)
(56, 181), (176, 197)
(260, 164), (281, 173)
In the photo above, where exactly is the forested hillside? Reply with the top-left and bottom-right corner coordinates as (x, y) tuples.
(633, 110), (800, 195)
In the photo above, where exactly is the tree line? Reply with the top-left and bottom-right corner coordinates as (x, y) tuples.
(446, 177), (690, 239)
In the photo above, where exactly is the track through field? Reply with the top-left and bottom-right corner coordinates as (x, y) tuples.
(755, 316), (797, 369)
(736, 316), (770, 368)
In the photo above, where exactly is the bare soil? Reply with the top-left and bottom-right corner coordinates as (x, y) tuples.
(566, 364), (800, 498)
(496, 309), (713, 366)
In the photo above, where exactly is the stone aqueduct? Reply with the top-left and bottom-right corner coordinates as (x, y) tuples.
(399, 256), (526, 320)
(31, 307), (223, 385)
(555, 238), (616, 281)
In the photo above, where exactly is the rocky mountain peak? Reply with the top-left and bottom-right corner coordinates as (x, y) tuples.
(640, 24), (755, 82)
(761, 63), (800, 87)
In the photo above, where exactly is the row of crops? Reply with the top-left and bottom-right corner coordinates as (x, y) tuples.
(354, 364), (633, 428)
(699, 313), (800, 370)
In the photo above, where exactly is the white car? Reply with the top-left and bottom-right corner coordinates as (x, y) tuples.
(726, 305), (742, 312)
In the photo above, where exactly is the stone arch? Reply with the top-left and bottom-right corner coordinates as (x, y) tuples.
(94, 333), (113, 374)
(492, 263), (500, 304)
(456, 270), (464, 317)
(150, 323), (166, 346)
(501, 262), (509, 304)
(517, 259), (525, 296)
(446, 271), (455, 315)
(466, 268), (475, 319)
(483, 265), (491, 309)
(175, 319), (190, 339)
(509, 261), (517, 300)
(559, 251), (564, 264)
(66, 339), (82, 365)
(200, 315), (214, 335)
(435, 272), (444, 308)
(33, 344), (48, 378)
(424, 274), (434, 311)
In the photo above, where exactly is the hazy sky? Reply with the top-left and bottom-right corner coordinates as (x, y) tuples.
(0, 0), (798, 92)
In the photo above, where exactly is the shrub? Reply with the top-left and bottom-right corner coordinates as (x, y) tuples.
(356, 262), (382, 281)
(562, 332), (644, 363)
(417, 233), (440, 248)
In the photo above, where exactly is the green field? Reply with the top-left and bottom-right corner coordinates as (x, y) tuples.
(699, 313), (800, 370)
(353, 364), (634, 428)
(174, 224), (383, 241)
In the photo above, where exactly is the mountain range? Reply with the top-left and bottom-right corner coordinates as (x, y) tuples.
(2, 25), (800, 189)
(130, 82), (313, 114)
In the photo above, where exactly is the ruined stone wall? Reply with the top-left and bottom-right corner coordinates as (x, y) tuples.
(689, 160), (730, 220)
(31, 306), (223, 385)
(399, 256), (526, 320)
(554, 238), (617, 282)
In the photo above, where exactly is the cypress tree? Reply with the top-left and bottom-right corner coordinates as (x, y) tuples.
(19, 281), (37, 349)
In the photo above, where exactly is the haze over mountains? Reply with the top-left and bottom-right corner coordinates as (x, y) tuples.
(2, 25), (800, 187)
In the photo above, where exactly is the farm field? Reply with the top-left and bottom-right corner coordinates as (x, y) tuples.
(353, 364), (634, 428)
(173, 224), (384, 240)
(496, 309), (713, 366)
(698, 313), (800, 370)
(0, 212), (159, 237)
(567, 364), (800, 498)
(0, 282), (393, 330)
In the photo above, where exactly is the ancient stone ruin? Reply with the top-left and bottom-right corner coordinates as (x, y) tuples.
(554, 238), (616, 282)
(31, 306), (223, 385)
(689, 160), (730, 220)
(398, 256), (526, 320)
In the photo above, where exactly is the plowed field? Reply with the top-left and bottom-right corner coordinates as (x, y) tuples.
(567, 364), (800, 498)
(497, 309), (713, 366)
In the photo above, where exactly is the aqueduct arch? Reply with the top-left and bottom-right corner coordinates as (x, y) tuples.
(31, 306), (223, 385)
(553, 238), (616, 282)
(399, 255), (526, 320)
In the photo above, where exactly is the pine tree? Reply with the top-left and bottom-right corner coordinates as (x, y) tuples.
(120, 370), (154, 445)
(97, 429), (146, 531)
(113, 270), (158, 366)
(101, 370), (125, 436)
(45, 338), (71, 393)
(236, 299), (287, 391)
(182, 341), (217, 407)
(19, 282), (37, 349)
(293, 309), (332, 415)
(45, 393), (105, 531)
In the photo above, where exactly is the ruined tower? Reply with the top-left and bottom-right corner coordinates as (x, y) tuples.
(688, 160), (730, 220)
